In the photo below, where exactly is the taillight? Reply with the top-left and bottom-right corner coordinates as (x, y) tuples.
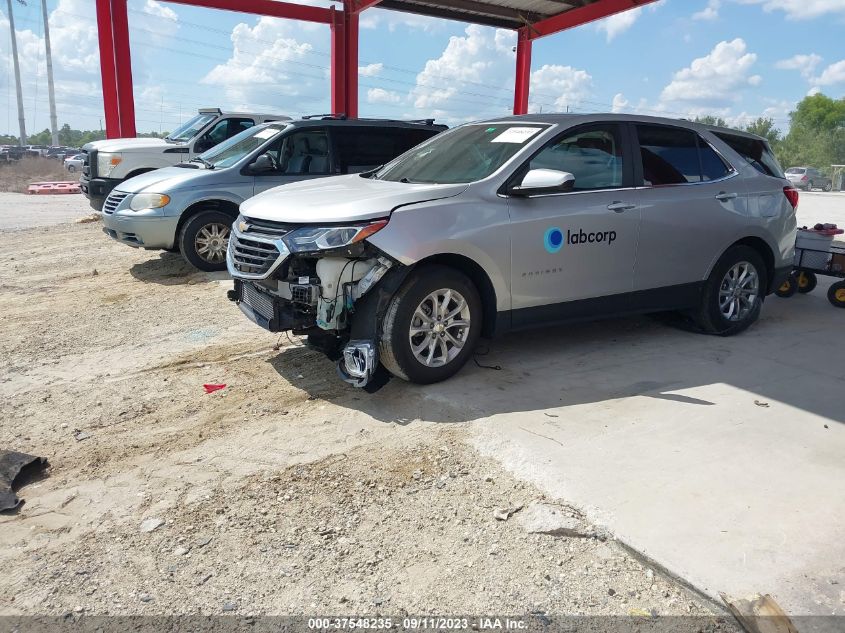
(801, 175), (808, 181)
(783, 186), (799, 210)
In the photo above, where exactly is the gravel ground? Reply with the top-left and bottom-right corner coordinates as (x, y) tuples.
(0, 212), (730, 620)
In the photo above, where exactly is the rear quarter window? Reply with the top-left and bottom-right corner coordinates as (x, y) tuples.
(714, 132), (784, 179)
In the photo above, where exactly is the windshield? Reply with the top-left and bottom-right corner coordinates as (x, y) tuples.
(166, 113), (217, 142)
(199, 123), (288, 169)
(786, 168), (805, 174)
(375, 123), (549, 184)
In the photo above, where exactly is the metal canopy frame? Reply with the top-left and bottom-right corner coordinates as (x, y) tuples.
(95, 0), (655, 138)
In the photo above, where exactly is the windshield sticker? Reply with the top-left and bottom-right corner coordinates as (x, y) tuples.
(491, 127), (542, 144)
(254, 128), (277, 140)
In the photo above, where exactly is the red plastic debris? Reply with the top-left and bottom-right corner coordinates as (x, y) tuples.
(27, 181), (81, 195)
(203, 384), (226, 394)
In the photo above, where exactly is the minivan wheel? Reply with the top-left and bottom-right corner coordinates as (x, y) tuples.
(179, 210), (232, 272)
(693, 246), (765, 336)
(380, 265), (481, 384)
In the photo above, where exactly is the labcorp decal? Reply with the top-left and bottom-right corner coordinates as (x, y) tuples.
(544, 226), (616, 253)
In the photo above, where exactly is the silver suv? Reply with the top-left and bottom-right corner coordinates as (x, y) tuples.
(227, 114), (798, 388)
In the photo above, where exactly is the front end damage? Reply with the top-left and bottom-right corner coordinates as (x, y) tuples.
(226, 215), (408, 390)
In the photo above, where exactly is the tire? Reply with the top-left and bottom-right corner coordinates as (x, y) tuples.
(828, 281), (845, 309)
(379, 265), (482, 384)
(178, 210), (233, 272)
(808, 181), (814, 191)
(692, 245), (766, 336)
(67, 165), (76, 173)
(823, 182), (832, 192)
(796, 271), (818, 294)
(775, 273), (798, 298)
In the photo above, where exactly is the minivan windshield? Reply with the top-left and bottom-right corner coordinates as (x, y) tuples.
(375, 123), (549, 184)
(166, 113), (217, 142)
(198, 123), (288, 169)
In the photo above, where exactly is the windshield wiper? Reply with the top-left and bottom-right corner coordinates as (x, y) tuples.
(191, 156), (214, 169)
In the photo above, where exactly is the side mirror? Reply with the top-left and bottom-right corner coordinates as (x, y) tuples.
(510, 169), (575, 196)
(249, 154), (275, 174)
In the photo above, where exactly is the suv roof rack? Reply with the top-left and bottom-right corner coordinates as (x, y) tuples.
(299, 115), (442, 127)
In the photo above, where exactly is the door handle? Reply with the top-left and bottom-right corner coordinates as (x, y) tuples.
(715, 192), (738, 201)
(607, 201), (635, 213)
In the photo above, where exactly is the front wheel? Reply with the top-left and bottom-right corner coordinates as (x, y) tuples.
(178, 210), (233, 272)
(67, 165), (76, 173)
(828, 281), (845, 308)
(379, 265), (482, 384)
(823, 182), (832, 192)
(693, 246), (765, 336)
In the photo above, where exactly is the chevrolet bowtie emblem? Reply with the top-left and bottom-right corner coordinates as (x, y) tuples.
(238, 221), (250, 232)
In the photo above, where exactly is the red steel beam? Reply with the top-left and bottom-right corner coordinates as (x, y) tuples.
(528, 0), (658, 40)
(95, 0), (120, 138)
(330, 7), (347, 116)
(513, 27), (531, 115)
(162, 0), (332, 23)
(110, 0), (136, 137)
(345, 8), (359, 118)
(349, 0), (383, 12)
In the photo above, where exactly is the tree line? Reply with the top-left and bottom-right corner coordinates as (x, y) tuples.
(0, 124), (167, 147)
(695, 92), (845, 174)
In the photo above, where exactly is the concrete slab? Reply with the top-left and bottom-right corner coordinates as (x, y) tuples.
(412, 195), (845, 616)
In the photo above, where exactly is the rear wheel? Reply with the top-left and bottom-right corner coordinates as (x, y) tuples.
(178, 210), (233, 272)
(823, 182), (832, 192)
(693, 246), (765, 335)
(828, 281), (845, 308)
(67, 164), (76, 173)
(796, 271), (817, 294)
(380, 265), (481, 384)
(775, 273), (798, 298)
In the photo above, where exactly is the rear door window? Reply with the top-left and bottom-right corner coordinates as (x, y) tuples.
(713, 132), (784, 178)
(332, 127), (439, 174)
(637, 125), (732, 185)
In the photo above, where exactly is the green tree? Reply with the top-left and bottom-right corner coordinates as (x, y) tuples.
(694, 115), (729, 128)
(743, 117), (780, 146)
(777, 93), (845, 172)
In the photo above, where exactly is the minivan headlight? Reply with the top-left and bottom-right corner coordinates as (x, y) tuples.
(97, 152), (122, 177)
(130, 193), (171, 211)
(283, 220), (388, 253)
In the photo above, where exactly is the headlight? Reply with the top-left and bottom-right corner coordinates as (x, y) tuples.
(283, 220), (388, 253)
(129, 192), (171, 211)
(97, 152), (122, 176)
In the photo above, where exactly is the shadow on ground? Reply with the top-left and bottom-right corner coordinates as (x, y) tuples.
(129, 251), (229, 286)
(268, 284), (845, 427)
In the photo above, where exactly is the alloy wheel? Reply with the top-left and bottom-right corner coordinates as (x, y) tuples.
(719, 261), (760, 322)
(408, 288), (472, 367)
(195, 222), (230, 264)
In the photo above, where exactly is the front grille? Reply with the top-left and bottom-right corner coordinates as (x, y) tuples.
(240, 282), (275, 321)
(241, 216), (292, 239)
(103, 191), (129, 214)
(82, 149), (95, 178)
(229, 233), (281, 277)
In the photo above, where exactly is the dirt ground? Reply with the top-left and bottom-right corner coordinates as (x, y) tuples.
(0, 215), (732, 621)
(0, 158), (69, 193)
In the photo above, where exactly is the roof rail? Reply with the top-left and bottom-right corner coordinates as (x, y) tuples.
(302, 113), (347, 120)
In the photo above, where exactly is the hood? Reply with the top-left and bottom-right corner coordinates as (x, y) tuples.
(115, 165), (226, 194)
(84, 137), (174, 152)
(240, 174), (468, 223)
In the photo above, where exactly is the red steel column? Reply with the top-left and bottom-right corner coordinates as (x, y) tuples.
(95, 0), (120, 138)
(110, 0), (136, 137)
(330, 6), (347, 116)
(513, 27), (532, 115)
(345, 8), (359, 118)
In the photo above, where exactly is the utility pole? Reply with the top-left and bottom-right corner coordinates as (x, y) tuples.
(6, 0), (27, 145)
(41, 0), (58, 146)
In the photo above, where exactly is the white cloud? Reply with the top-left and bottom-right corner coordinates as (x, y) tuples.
(201, 16), (328, 114)
(659, 39), (759, 114)
(359, 63), (383, 77)
(814, 59), (845, 86)
(595, 1), (663, 42)
(410, 25), (515, 114)
(735, 0), (845, 20)
(807, 86), (822, 96)
(611, 93), (630, 113)
(775, 53), (823, 80)
(367, 88), (401, 104)
(693, 0), (721, 21)
(528, 65), (592, 112)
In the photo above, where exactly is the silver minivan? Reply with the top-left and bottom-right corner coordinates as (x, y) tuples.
(101, 119), (445, 270)
(227, 114), (798, 388)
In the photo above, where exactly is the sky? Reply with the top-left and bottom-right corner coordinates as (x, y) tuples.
(1, 0), (845, 137)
